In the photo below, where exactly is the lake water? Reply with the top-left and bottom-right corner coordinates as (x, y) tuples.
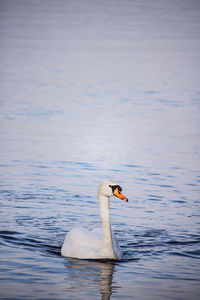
(0, 0), (200, 299)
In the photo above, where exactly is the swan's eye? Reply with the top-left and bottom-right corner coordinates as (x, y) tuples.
(109, 185), (122, 193)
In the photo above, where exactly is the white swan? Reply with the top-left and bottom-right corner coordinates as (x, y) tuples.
(61, 180), (128, 260)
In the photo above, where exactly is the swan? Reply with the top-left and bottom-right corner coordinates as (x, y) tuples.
(61, 180), (128, 260)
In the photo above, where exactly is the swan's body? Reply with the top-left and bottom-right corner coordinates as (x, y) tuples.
(61, 180), (128, 260)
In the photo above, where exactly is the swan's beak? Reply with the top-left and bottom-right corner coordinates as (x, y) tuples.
(113, 188), (128, 202)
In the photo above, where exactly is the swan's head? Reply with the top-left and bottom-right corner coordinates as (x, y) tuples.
(98, 180), (128, 202)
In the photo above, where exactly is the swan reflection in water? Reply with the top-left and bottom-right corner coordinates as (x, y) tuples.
(64, 258), (119, 300)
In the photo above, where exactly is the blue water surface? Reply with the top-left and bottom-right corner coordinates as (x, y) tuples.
(0, 1), (200, 299)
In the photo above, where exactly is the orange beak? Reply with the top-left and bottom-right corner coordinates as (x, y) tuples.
(113, 188), (128, 202)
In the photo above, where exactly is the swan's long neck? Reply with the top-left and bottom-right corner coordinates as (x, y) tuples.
(98, 194), (117, 259)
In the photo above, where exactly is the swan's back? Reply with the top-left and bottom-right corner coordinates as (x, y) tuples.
(61, 227), (102, 259)
(61, 227), (123, 260)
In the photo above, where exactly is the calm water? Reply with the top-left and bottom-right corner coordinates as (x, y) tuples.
(0, 0), (200, 299)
